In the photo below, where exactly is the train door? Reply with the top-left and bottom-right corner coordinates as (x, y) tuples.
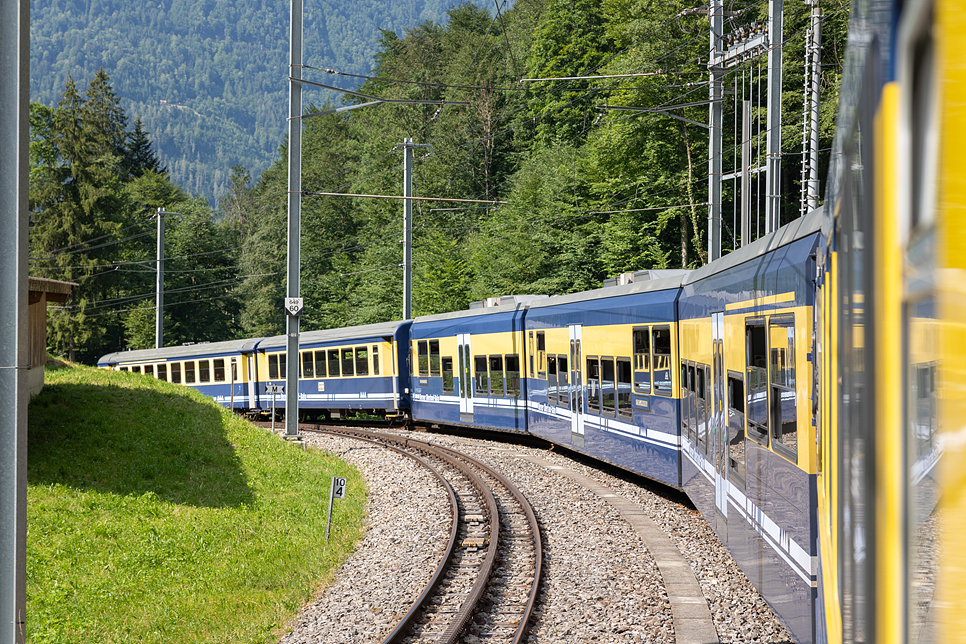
(247, 353), (259, 410)
(712, 312), (729, 537)
(457, 333), (473, 421)
(569, 324), (585, 447)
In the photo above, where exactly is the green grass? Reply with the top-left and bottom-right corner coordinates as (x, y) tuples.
(27, 363), (367, 643)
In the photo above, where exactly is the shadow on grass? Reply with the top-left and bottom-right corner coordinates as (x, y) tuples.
(28, 382), (255, 508)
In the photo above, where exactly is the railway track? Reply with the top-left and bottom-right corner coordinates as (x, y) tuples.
(300, 425), (543, 644)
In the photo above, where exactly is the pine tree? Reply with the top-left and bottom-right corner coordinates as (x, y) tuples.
(126, 117), (166, 177)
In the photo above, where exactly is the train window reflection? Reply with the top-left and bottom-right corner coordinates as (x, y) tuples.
(557, 355), (569, 407)
(372, 346), (379, 376)
(341, 348), (354, 376)
(770, 315), (797, 461)
(315, 351), (327, 378)
(728, 373), (746, 485)
(418, 340), (429, 376)
(356, 347), (369, 376)
(475, 356), (489, 396)
(170, 363), (181, 384)
(633, 327), (651, 394)
(587, 357), (601, 413)
(429, 340), (440, 376)
(442, 356), (454, 393)
(506, 355), (521, 398)
(746, 319), (768, 442)
(489, 355), (505, 398)
(617, 358), (632, 419)
(328, 349), (340, 378)
(185, 361), (196, 384)
(652, 326), (672, 395)
(213, 359), (225, 382)
(157, 364), (167, 381)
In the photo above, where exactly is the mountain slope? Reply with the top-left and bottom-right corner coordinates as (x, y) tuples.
(30, 0), (493, 205)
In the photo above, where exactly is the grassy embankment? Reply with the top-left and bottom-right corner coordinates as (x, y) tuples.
(27, 362), (366, 643)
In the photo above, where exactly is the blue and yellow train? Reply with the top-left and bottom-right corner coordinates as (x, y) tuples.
(99, 0), (966, 641)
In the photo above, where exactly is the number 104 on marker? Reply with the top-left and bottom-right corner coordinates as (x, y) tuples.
(326, 476), (347, 540)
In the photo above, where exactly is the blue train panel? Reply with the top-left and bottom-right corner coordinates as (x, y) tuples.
(677, 208), (823, 644)
(255, 321), (412, 416)
(524, 279), (685, 488)
(410, 302), (530, 433)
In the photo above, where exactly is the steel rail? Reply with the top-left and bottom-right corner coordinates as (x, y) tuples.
(423, 441), (542, 644)
(299, 427), (461, 643)
(301, 426), (504, 644)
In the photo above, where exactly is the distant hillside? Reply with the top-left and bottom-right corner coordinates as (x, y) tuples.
(30, 0), (494, 206)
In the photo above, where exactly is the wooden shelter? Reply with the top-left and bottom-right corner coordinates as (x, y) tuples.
(27, 277), (76, 396)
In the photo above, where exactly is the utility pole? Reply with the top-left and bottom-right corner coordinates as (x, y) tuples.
(1, 0), (29, 640)
(154, 207), (180, 349)
(285, 0), (303, 439)
(764, 0), (784, 234)
(806, 3), (822, 213)
(400, 138), (432, 320)
(707, 0), (724, 262)
(403, 138), (412, 320)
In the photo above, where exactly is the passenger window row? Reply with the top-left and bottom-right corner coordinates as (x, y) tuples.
(586, 355), (633, 420)
(118, 358), (230, 384)
(265, 345), (381, 380)
(473, 354), (521, 398)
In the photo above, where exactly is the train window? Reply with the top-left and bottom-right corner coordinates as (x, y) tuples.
(132, 365), (141, 374)
(410, 342), (416, 376)
(214, 359), (226, 382)
(586, 357), (601, 413)
(185, 361), (196, 384)
(341, 348), (354, 377)
(769, 315), (797, 461)
(118, 366), (128, 371)
(144, 365), (154, 377)
(536, 331), (546, 379)
(474, 356), (489, 396)
(633, 327), (651, 394)
(547, 355), (558, 402)
(442, 357), (454, 393)
(681, 362), (691, 438)
(372, 346), (379, 376)
(489, 356), (505, 397)
(315, 351), (326, 378)
(230, 358), (237, 382)
(198, 360), (210, 383)
(688, 364), (697, 442)
(728, 373), (746, 485)
(746, 319), (768, 443)
(529, 331), (535, 378)
(170, 363), (181, 384)
(601, 358), (616, 417)
(157, 364), (167, 381)
(429, 340), (440, 377)
(356, 347), (369, 376)
(268, 355), (278, 380)
(328, 349), (340, 378)
(617, 358), (632, 419)
(557, 355), (569, 407)
(652, 326), (672, 395)
(505, 355), (521, 398)
(302, 352), (314, 378)
(699, 365), (710, 454)
(417, 341), (429, 376)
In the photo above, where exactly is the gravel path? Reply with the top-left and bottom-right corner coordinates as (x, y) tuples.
(276, 429), (792, 644)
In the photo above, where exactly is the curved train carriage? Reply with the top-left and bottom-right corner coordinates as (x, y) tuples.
(96, 0), (966, 641)
(98, 321), (413, 419)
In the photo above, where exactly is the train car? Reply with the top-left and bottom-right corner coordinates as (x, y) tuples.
(816, 0), (966, 642)
(409, 297), (539, 432)
(677, 208), (824, 643)
(522, 277), (685, 487)
(96, 338), (262, 411)
(253, 321), (412, 420)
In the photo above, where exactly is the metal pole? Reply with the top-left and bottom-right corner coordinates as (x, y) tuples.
(155, 208), (164, 349)
(707, 0), (723, 262)
(764, 0), (784, 234)
(403, 138), (413, 320)
(285, 0), (302, 437)
(807, 6), (822, 212)
(0, 0), (29, 639)
(741, 100), (752, 247)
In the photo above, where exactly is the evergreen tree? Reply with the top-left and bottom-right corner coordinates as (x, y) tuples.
(126, 117), (166, 177)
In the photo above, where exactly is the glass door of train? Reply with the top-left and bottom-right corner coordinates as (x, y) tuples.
(569, 324), (584, 447)
(712, 311), (728, 536)
(457, 333), (473, 422)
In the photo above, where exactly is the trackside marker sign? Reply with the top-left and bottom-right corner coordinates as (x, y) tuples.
(326, 476), (347, 540)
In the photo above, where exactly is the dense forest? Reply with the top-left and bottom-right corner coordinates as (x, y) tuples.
(30, 0), (494, 205)
(30, 0), (850, 364)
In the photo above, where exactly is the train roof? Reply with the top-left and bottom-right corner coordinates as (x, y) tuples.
(98, 337), (263, 365)
(257, 320), (408, 350)
(526, 274), (687, 311)
(412, 300), (531, 325)
(682, 207), (826, 287)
